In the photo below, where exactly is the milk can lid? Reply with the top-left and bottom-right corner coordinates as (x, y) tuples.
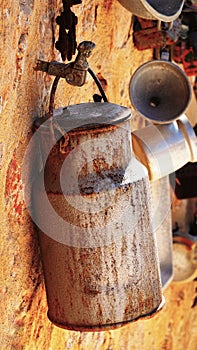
(52, 102), (131, 131)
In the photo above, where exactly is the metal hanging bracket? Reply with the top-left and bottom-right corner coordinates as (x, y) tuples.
(35, 41), (95, 87)
(34, 40), (108, 150)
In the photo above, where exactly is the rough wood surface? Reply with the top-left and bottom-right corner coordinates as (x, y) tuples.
(0, 1), (197, 349)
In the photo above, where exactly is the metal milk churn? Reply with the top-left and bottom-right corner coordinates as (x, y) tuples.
(32, 101), (164, 331)
(128, 58), (195, 289)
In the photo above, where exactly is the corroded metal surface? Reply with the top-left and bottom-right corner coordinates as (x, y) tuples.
(1, 0), (197, 348)
(35, 41), (95, 87)
(33, 103), (163, 330)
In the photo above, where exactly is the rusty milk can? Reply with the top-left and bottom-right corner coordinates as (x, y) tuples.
(32, 101), (164, 331)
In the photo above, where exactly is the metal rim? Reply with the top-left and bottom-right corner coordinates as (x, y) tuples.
(47, 296), (165, 331)
(118, 0), (184, 22)
(129, 60), (192, 124)
(142, 0), (185, 22)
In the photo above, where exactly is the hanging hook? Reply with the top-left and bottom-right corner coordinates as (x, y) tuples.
(35, 41), (108, 152)
(35, 41), (108, 100)
(35, 41), (95, 87)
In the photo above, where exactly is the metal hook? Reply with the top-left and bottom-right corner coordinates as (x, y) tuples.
(35, 41), (108, 152)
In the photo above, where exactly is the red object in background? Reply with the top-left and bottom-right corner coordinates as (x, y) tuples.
(134, 27), (177, 50)
(182, 47), (197, 76)
(133, 17), (180, 50)
(136, 17), (156, 29)
(174, 43), (197, 76)
(173, 41), (187, 63)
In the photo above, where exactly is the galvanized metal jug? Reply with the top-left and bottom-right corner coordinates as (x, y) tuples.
(33, 102), (163, 331)
(132, 114), (197, 181)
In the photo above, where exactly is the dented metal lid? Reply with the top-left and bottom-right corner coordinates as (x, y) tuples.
(35, 102), (132, 133)
(54, 102), (132, 130)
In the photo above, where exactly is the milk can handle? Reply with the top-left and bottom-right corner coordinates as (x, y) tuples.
(48, 69), (108, 152)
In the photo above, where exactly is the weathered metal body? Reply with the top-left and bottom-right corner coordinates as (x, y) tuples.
(33, 102), (163, 331)
(131, 114), (197, 289)
(150, 176), (173, 289)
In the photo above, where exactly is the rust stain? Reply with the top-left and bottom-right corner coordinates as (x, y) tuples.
(96, 73), (108, 91)
(0, 142), (4, 167)
(110, 28), (114, 51)
(104, 0), (113, 11)
(5, 152), (25, 224)
(178, 291), (185, 300)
